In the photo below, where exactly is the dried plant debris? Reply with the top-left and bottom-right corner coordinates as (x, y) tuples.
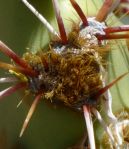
(102, 109), (129, 149)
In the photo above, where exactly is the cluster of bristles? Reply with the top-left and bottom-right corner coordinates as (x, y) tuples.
(0, 0), (129, 148)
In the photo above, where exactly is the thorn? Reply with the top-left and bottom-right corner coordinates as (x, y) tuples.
(19, 94), (42, 137)
(0, 83), (27, 100)
(96, 33), (129, 40)
(17, 91), (30, 108)
(17, 100), (23, 108)
(108, 0), (121, 14)
(0, 77), (18, 83)
(92, 108), (115, 145)
(96, 0), (113, 22)
(70, 0), (88, 26)
(121, 0), (129, 2)
(52, 0), (68, 44)
(21, 0), (59, 38)
(83, 105), (96, 149)
(0, 41), (32, 69)
(93, 72), (128, 99)
(104, 25), (129, 34)
(0, 61), (37, 77)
